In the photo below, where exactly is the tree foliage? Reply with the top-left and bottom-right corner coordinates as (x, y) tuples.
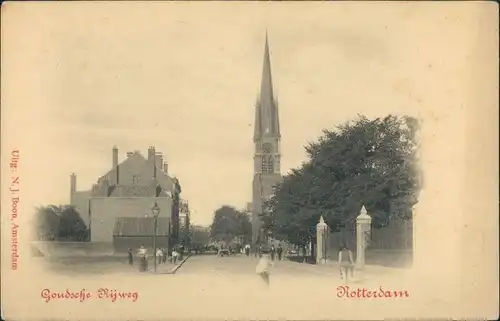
(35, 205), (61, 241)
(264, 115), (422, 247)
(35, 205), (89, 241)
(210, 205), (252, 244)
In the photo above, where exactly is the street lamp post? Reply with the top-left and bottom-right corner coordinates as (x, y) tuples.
(152, 201), (160, 273)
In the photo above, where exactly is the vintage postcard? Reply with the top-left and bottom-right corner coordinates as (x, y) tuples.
(1, 1), (498, 320)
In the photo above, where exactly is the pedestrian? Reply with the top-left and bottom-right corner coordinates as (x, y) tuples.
(245, 244), (250, 256)
(258, 244), (263, 258)
(156, 248), (163, 264)
(270, 245), (276, 261)
(277, 245), (283, 261)
(179, 244), (184, 260)
(338, 244), (354, 284)
(256, 250), (273, 286)
(162, 248), (167, 264)
(128, 248), (133, 265)
(172, 249), (179, 264)
(137, 245), (148, 272)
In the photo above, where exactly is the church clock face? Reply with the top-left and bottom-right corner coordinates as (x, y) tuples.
(262, 143), (272, 153)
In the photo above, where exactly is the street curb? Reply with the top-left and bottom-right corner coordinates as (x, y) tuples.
(169, 254), (192, 274)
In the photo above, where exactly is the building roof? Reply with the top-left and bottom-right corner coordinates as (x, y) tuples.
(96, 151), (175, 197)
(113, 217), (170, 237)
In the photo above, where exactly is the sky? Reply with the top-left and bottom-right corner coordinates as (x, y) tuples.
(2, 1), (493, 226)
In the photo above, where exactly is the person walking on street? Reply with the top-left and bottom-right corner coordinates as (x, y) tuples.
(338, 244), (354, 284)
(162, 248), (167, 264)
(256, 250), (273, 286)
(179, 244), (185, 260)
(277, 245), (283, 261)
(128, 248), (133, 265)
(156, 248), (163, 265)
(137, 245), (148, 272)
(270, 245), (276, 261)
(172, 249), (179, 264)
(245, 244), (251, 256)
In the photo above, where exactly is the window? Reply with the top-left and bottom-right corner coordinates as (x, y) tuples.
(261, 157), (268, 173)
(261, 155), (274, 173)
(132, 175), (140, 185)
(267, 155), (274, 173)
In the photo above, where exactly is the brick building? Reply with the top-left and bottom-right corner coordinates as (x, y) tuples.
(70, 145), (183, 252)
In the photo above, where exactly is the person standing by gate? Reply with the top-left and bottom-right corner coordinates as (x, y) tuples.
(338, 244), (354, 283)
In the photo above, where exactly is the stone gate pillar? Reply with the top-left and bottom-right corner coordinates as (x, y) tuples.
(316, 215), (329, 264)
(355, 205), (372, 269)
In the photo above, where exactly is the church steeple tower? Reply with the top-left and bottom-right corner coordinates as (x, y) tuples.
(251, 33), (283, 244)
(254, 32), (281, 142)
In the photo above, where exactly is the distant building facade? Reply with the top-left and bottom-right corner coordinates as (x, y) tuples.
(179, 200), (190, 229)
(251, 34), (283, 244)
(190, 225), (210, 246)
(70, 146), (184, 251)
(113, 217), (170, 253)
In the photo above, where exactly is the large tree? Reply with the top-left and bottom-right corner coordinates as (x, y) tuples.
(58, 206), (88, 241)
(34, 205), (89, 241)
(264, 115), (421, 251)
(34, 205), (61, 241)
(210, 205), (252, 244)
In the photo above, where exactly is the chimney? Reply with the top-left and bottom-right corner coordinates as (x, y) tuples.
(163, 161), (168, 173)
(148, 146), (155, 161)
(70, 173), (77, 197)
(101, 176), (110, 196)
(112, 146), (119, 185)
(155, 152), (163, 170)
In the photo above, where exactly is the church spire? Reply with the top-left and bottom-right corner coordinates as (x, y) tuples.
(254, 32), (280, 141)
(260, 31), (274, 106)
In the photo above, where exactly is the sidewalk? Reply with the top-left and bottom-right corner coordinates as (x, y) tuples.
(151, 255), (191, 274)
(281, 257), (408, 273)
(274, 258), (412, 286)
